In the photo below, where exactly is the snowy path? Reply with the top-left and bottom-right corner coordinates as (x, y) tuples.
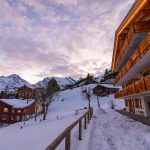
(77, 109), (150, 150)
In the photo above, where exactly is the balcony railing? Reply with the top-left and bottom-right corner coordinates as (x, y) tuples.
(114, 32), (150, 85)
(114, 20), (150, 72)
(115, 76), (150, 98)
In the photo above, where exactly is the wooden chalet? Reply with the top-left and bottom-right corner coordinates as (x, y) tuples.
(0, 99), (36, 126)
(93, 84), (119, 97)
(100, 71), (118, 84)
(17, 85), (34, 99)
(112, 0), (150, 116)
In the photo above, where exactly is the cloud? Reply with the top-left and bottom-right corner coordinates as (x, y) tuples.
(0, 0), (134, 83)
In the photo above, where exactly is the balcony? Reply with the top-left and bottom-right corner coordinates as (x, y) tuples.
(114, 20), (150, 72)
(115, 76), (150, 99)
(114, 32), (150, 86)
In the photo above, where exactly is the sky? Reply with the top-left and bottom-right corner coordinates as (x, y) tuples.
(0, 0), (134, 83)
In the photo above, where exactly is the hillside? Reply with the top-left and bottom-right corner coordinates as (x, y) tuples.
(0, 84), (125, 150)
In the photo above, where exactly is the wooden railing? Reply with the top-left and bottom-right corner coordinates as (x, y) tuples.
(115, 76), (150, 98)
(45, 108), (93, 150)
(114, 20), (150, 73)
(114, 32), (150, 85)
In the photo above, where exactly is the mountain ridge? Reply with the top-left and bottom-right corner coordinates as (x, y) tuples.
(0, 74), (77, 92)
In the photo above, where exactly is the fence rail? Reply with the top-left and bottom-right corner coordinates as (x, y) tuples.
(45, 107), (93, 150)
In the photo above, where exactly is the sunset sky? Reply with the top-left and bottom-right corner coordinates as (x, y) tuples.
(0, 0), (134, 83)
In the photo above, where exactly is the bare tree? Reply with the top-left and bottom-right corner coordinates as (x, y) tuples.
(42, 94), (53, 120)
(85, 87), (91, 109)
(34, 106), (37, 122)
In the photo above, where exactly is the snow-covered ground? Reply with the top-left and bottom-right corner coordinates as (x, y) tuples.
(75, 108), (150, 150)
(0, 84), (131, 150)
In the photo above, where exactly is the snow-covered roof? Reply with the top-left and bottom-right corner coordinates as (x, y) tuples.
(99, 84), (122, 89)
(0, 99), (35, 109)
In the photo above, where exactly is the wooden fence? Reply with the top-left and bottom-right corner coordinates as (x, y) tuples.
(45, 107), (93, 150)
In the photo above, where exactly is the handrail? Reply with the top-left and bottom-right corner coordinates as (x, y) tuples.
(45, 107), (93, 150)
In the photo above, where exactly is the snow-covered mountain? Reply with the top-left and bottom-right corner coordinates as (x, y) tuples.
(0, 74), (33, 92)
(0, 74), (77, 92)
(35, 77), (76, 90)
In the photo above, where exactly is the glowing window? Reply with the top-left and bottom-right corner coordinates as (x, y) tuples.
(3, 108), (8, 112)
(17, 110), (21, 113)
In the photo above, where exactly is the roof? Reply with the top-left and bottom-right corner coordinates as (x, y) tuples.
(0, 99), (35, 109)
(96, 84), (121, 89)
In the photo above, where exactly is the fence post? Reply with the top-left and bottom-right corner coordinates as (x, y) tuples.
(79, 120), (82, 140)
(84, 115), (87, 129)
(65, 131), (71, 150)
(89, 109), (91, 120)
(87, 111), (90, 123)
(90, 107), (93, 119)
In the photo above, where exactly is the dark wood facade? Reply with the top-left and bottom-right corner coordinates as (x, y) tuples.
(93, 85), (119, 96)
(0, 100), (36, 125)
(17, 85), (34, 99)
(112, 0), (150, 116)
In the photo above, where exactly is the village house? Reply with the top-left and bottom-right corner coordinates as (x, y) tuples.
(33, 88), (45, 101)
(0, 99), (36, 126)
(112, 0), (150, 116)
(17, 85), (34, 99)
(93, 84), (119, 97)
(100, 70), (118, 84)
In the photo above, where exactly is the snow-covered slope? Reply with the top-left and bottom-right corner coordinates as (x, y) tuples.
(35, 77), (76, 89)
(0, 74), (33, 92)
(0, 84), (125, 150)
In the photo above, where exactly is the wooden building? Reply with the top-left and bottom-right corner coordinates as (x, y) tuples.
(100, 71), (118, 84)
(0, 99), (36, 126)
(33, 88), (45, 101)
(93, 84), (119, 97)
(112, 0), (150, 116)
(17, 85), (34, 99)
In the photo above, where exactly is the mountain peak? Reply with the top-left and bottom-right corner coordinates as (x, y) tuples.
(8, 74), (20, 78)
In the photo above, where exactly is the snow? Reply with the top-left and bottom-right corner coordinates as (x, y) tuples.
(95, 75), (103, 82)
(75, 108), (150, 150)
(0, 113), (85, 150)
(0, 99), (35, 109)
(35, 76), (76, 89)
(0, 74), (33, 92)
(99, 83), (122, 89)
(0, 84), (138, 150)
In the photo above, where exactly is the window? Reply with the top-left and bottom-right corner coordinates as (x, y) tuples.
(135, 98), (142, 108)
(17, 110), (21, 113)
(11, 116), (14, 120)
(16, 116), (20, 121)
(2, 115), (8, 120)
(11, 109), (14, 113)
(3, 108), (8, 112)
